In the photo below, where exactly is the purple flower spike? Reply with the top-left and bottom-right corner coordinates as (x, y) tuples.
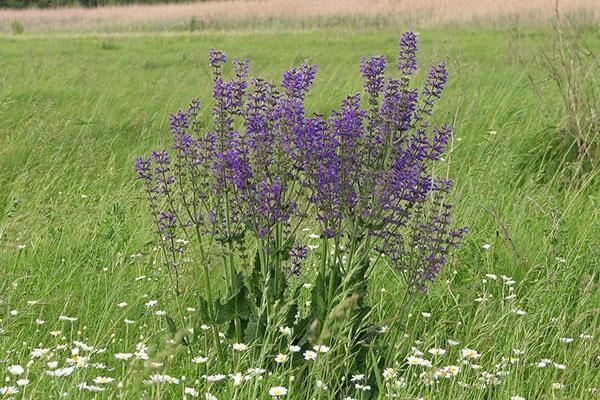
(282, 62), (318, 99)
(398, 31), (418, 77)
(421, 62), (448, 116)
(208, 48), (227, 68)
(360, 55), (386, 100)
(134, 157), (152, 181)
(169, 109), (189, 134)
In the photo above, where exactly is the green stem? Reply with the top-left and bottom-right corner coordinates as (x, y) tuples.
(274, 222), (283, 297)
(257, 241), (272, 319)
(195, 227), (225, 367)
(346, 230), (359, 274)
(224, 191), (242, 342)
(326, 237), (339, 308)
(202, 261), (225, 366)
(258, 239), (268, 282)
(222, 253), (232, 294)
(384, 289), (414, 362)
(228, 241), (243, 342)
(319, 234), (328, 285)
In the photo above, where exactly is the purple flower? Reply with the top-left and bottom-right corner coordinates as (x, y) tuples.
(289, 244), (308, 275)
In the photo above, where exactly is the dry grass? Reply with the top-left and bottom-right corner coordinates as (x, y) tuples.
(1, 0), (599, 34)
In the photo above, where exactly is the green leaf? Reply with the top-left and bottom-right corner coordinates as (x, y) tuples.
(166, 315), (190, 346)
(270, 266), (287, 299)
(369, 348), (384, 397)
(165, 315), (178, 337)
(216, 298), (236, 324)
(216, 276), (255, 324)
(197, 295), (211, 323)
(244, 312), (266, 343)
(293, 315), (313, 346)
(247, 249), (264, 304)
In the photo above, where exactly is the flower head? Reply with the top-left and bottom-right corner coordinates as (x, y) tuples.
(268, 386), (288, 397)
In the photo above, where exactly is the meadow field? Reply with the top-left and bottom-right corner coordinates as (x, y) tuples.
(0, 1), (599, 399)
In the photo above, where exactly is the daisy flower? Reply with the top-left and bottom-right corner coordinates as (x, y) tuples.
(279, 326), (292, 335)
(428, 348), (446, 356)
(313, 345), (330, 353)
(93, 376), (114, 384)
(115, 353), (133, 360)
(274, 354), (289, 364)
(192, 356), (208, 364)
(460, 348), (481, 360)
(184, 387), (199, 397)
(0, 386), (18, 395)
(8, 365), (24, 375)
(232, 343), (248, 352)
(268, 386), (288, 398)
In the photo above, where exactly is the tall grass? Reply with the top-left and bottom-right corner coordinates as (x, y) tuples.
(1, 0), (599, 34)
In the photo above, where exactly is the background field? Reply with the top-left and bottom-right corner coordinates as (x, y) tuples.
(1, 0), (600, 34)
(1, 4), (600, 399)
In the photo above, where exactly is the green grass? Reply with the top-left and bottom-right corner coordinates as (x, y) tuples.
(0, 28), (599, 399)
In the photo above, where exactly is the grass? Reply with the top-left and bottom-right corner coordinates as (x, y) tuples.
(1, 0), (599, 34)
(0, 27), (599, 399)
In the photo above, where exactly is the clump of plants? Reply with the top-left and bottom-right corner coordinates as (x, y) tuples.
(530, 6), (598, 179)
(11, 20), (24, 35)
(135, 31), (466, 397)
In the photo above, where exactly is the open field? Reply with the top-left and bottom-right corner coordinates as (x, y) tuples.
(1, 12), (600, 400)
(1, 0), (600, 34)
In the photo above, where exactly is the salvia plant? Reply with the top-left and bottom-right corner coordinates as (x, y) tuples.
(135, 31), (466, 396)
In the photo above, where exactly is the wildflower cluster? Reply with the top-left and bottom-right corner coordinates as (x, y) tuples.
(135, 32), (466, 389)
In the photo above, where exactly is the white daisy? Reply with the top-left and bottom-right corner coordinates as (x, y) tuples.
(460, 348), (481, 360)
(184, 387), (199, 397)
(232, 343), (248, 352)
(268, 386), (288, 397)
(313, 344), (330, 353)
(8, 365), (24, 375)
(279, 326), (292, 335)
(93, 376), (114, 384)
(428, 348), (446, 356)
(0, 386), (18, 395)
(274, 354), (289, 364)
(205, 374), (226, 382)
(145, 300), (158, 308)
(115, 353), (133, 360)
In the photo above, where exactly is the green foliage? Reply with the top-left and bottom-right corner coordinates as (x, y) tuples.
(99, 40), (119, 50)
(10, 20), (23, 34)
(515, 10), (599, 181)
(189, 16), (199, 32)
